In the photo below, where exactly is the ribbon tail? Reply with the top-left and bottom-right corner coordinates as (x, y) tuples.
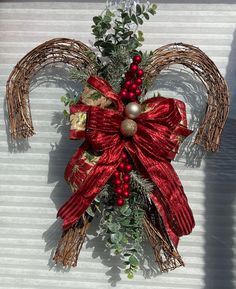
(124, 142), (179, 247)
(134, 145), (195, 238)
(57, 142), (124, 230)
(150, 192), (180, 248)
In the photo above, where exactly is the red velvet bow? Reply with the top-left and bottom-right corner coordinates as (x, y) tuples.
(57, 75), (195, 247)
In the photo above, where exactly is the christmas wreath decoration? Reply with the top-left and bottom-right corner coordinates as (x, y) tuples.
(6, 1), (229, 279)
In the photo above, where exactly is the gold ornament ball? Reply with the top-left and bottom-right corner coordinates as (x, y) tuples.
(125, 102), (141, 119)
(120, 119), (138, 137)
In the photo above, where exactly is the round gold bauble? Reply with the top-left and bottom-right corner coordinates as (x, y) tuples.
(125, 102), (141, 119)
(120, 119), (138, 137)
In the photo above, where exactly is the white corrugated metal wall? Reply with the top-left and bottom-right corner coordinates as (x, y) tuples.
(0, 1), (235, 289)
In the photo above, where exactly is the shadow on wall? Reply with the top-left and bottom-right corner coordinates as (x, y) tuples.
(28, 65), (84, 263)
(203, 118), (236, 289)
(203, 30), (236, 289)
(225, 29), (236, 119)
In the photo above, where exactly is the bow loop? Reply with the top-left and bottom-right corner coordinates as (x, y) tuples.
(139, 97), (182, 130)
(86, 106), (123, 152)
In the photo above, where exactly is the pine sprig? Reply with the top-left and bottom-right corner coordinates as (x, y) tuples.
(130, 171), (154, 195)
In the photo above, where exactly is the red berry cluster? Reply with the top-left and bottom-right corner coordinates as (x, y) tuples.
(112, 152), (133, 206)
(119, 55), (144, 102)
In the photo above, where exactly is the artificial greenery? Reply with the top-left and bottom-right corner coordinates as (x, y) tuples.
(61, 3), (158, 278)
(68, 3), (157, 92)
(86, 171), (154, 279)
(92, 3), (157, 91)
(92, 4), (157, 57)
(61, 3), (156, 110)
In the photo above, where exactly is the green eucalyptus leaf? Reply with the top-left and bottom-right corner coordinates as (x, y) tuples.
(129, 255), (139, 266)
(60, 95), (66, 103)
(122, 236), (128, 244)
(137, 17), (143, 25)
(93, 16), (101, 25)
(94, 40), (104, 47)
(152, 3), (158, 11)
(148, 8), (156, 16)
(123, 15), (131, 24)
(94, 196), (100, 204)
(127, 272), (134, 279)
(110, 232), (123, 244)
(121, 12), (129, 19)
(104, 15), (111, 23)
(101, 21), (108, 29)
(105, 9), (115, 17)
(114, 245), (122, 254)
(136, 4), (142, 16)
(131, 14), (138, 25)
(63, 110), (69, 118)
(137, 30), (144, 39)
(86, 206), (95, 217)
(102, 42), (114, 49)
(107, 223), (121, 232)
(143, 12), (150, 20)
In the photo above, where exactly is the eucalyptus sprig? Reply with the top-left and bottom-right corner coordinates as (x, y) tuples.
(86, 170), (154, 279)
(90, 3), (157, 91)
(92, 3), (157, 57)
(67, 3), (157, 92)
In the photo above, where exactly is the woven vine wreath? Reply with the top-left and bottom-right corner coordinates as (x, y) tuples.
(6, 3), (229, 278)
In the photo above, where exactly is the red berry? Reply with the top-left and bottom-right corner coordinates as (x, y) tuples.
(116, 198), (125, 206)
(133, 55), (142, 64)
(113, 171), (120, 177)
(122, 152), (128, 160)
(114, 187), (122, 194)
(131, 83), (137, 91)
(123, 183), (129, 190)
(120, 89), (128, 98)
(123, 191), (130, 198)
(130, 63), (138, 73)
(123, 174), (130, 182)
(124, 81), (132, 89)
(137, 69), (144, 77)
(135, 78), (143, 86)
(128, 92), (135, 99)
(135, 88), (142, 96)
(114, 178), (122, 186)
(125, 164), (133, 172)
(125, 71), (133, 80)
(119, 162), (125, 170)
